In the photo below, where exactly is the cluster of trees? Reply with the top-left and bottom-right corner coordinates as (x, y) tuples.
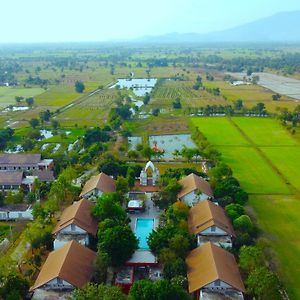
(146, 201), (195, 294)
(92, 193), (138, 280)
(239, 245), (282, 299)
(25, 75), (48, 86)
(172, 147), (201, 162)
(278, 105), (300, 128)
(15, 96), (34, 107)
(204, 86), (220, 96)
(192, 75), (202, 90)
(0, 127), (14, 150)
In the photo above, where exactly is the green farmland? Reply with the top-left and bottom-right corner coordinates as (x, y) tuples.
(191, 116), (300, 299)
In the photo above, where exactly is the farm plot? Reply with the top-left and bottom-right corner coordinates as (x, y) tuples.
(34, 85), (82, 106)
(232, 117), (299, 146)
(0, 87), (45, 108)
(250, 195), (300, 300)
(153, 80), (200, 100)
(260, 147), (300, 190)
(56, 89), (116, 127)
(217, 146), (290, 194)
(190, 117), (249, 146)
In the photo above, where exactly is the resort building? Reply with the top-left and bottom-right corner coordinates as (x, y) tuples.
(0, 171), (24, 190)
(0, 204), (33, 221)
(79, 172), (116, 200)
(0, 154), (53, 171)
(178, 173), (213, 206)
(186, 242), (245, 300)
(30, 241), (96, 298)
(0, 170), (54, 192)
(188, 200), (235, 248)
(53, 199), (97, 250)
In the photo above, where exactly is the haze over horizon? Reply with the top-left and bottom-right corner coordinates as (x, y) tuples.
(1, 0), (300, 43)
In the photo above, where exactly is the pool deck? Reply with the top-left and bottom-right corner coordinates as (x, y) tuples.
(128, 193), (161, 232)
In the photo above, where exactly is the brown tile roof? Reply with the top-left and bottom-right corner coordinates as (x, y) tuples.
(186, 242), (245, 293)
(178, 173), (213, 199)
(0, 154), (41, 166)
(32, 170), (55, 182)
(53, 199), (98, 236)
(188, 200), (235, 237)
(30, 241), (96, 291)
(0, 171), (24, 185)
(80, 172), (116, 197)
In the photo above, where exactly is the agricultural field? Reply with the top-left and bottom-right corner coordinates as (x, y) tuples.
(0, 86), (45, 108)
(249, 195), (300, 300)
(191, 116), (300, 298)
(189, 117), (249, 146)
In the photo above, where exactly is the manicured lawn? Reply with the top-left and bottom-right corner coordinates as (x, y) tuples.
(43, 128), (86, 144)
(232, 117), (299, 146)
(190, 117), (249, 146)
(0, 86), (45, 108)
(260, 147), (300, 189)
(250, 195), (300, 300)
(217, 146), (290, 194)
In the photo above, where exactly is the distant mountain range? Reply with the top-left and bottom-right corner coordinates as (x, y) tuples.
(135, 11), (300, 43)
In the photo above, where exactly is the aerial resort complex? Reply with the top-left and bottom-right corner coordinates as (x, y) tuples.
(1, 2), (300, 299)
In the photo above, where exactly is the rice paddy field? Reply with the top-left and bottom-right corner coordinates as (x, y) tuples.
(190, 116), (300, 299)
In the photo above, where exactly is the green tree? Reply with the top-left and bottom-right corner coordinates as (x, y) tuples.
(239, 245), (265, 274)
(75, 81), (85, 93)
(116, 176), (129, 195)
(92, 193), (128, 222)
(25, 97), (34, 107)
(98, 224), (138, 267)
(246, 267), (281, 300)
(225, 203), (245, 221)
(0, 274), (29, 300)
(72, 283), (126, 300)
(29, 118), (39, 129)
(233, 215), (254, 234)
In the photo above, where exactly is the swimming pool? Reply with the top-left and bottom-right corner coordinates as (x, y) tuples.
(135, 218), (154, 249)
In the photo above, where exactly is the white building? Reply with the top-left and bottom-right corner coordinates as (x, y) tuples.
(0, 204), (33, 221)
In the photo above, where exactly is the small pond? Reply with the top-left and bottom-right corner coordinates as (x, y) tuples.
(148, 134), (196, 159)
(110, 78), (157, 97)
(3, 106), (29, 112)
(128, 136), (143, 150)
(40, 130), (53, 140)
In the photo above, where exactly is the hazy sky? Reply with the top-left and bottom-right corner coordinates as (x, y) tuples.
(1, 0), (300, 43)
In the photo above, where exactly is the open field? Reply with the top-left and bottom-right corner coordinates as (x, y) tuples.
(0, 87), (45, 108)
(232, 117), (299, 146)
(260, 147), (300, 189)
(191, 116), (300, 298)
(250, 195), (300, 300)
(0, 222), (11, 242)
(190, 117), (249, 146)
(217, 146), (290, 194)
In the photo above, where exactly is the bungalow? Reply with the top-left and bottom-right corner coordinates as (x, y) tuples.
(30, 241), (96, 294)
(53, 199), (98, 250)
(79, 172), (116, 200)
(0, 204), (33, 221)
(0, 154), (53, 171)
(188, 200), (235, 248)
(178, 173), (213, 206)
(186, 242), (245, 300)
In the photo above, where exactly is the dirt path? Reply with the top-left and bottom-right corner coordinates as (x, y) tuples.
(228, 117), (300, 196)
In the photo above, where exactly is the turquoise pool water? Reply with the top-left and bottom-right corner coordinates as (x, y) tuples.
(135, 218), (154, 249)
